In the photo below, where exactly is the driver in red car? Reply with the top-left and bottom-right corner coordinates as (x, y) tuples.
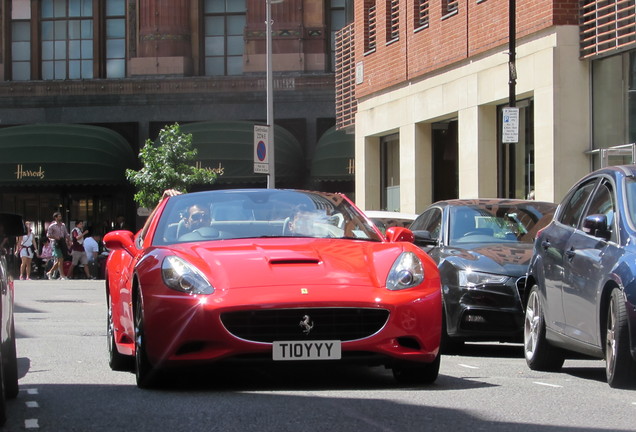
(184, 204), (211, 232)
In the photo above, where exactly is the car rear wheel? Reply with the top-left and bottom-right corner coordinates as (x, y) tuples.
(108, 295), (132, 371)
(606, 288), (636, 389)
(392, 354), (440, 385)
(134, 290), (160, 388)
(524, 285), (564, 371)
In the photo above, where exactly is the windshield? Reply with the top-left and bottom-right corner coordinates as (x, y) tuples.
(448, 203), (555, 246)
(152, 189), (383, 245)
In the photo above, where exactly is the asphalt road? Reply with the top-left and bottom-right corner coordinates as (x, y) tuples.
(4, 279), (636, 431)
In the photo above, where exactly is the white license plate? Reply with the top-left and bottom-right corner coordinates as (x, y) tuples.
(272, 340), (341, 361)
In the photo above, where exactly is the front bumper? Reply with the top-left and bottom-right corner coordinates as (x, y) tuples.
(140, 284), (442, 368)
(444, 277), (525, 341)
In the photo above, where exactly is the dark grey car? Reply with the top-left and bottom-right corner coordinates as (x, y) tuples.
(524, 165), (636, 388)
(411, 199), (556, 351)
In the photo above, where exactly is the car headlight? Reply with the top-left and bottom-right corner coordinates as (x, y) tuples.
(161, 256), (214, 295)
(386, 252), (424, 290)
(458, 269), (509, 287)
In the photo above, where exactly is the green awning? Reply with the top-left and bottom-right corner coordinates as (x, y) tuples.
(0, 124), (136, 186)
(181, 121), (304, 184)
(311, 126), (354, 182)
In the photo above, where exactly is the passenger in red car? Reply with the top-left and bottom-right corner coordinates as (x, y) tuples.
(287, 211), (317, 236)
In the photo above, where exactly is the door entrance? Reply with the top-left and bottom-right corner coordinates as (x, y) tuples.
(432, 120), (458, 202)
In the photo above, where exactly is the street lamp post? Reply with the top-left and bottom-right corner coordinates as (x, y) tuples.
(507, 0), (517, 198)
(266, 0), (282, 188)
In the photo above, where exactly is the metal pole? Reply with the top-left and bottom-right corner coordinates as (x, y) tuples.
(508, 0), (516, 198)
(509, 0), (516, 108)
(266, 0), (276, 189)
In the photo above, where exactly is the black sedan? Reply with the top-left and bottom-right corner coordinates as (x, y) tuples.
(411, 199), (556, 351)
(0, 213), (23, 425)
(524, 165), (636, 388)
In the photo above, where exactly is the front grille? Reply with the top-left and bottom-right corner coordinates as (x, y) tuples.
(220, 308), (390, 343)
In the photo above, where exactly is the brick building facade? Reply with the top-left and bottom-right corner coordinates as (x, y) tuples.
(337, 0), (626, 212)
(0, 0), (351, 238)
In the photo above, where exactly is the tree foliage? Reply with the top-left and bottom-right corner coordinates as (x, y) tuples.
(126, 123), (216, 208)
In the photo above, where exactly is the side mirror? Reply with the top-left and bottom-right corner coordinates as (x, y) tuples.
(412, 230), (438, 246)
(103, 230), (137, 257)
(582, 214), (611, 241)
(385, 227), (415, 243)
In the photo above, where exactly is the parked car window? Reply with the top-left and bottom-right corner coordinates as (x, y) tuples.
(625, 177), (636, 229)
(559, 180), (597, 228)
(410, 211), (430, 231)
(411, 208), (442, 237)
(584, 181), (617, 242)
(448, 205), (541, 245)
(423, 209), (442, 239)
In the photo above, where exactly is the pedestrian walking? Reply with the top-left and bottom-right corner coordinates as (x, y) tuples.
(68, 221), (91, 279)
(46, 211), (70, 280)
(15, 221), (37, 280)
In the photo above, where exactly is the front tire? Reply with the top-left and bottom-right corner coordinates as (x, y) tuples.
(392, 355), (441, 385)
(524, 285), (564, 371)
(605, 288), (636, 388)
(134, 289), (161, 388)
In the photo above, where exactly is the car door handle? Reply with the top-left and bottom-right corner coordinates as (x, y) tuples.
(565, 248), (576, 259)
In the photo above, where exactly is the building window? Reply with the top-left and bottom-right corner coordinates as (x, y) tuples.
(11, 0), (31, 81)
(364, 0), (377, 53)
(329, 0), (350, 72)
(414, 0), (429, 30)
(12, 21), (31, 80)
(335, 23), (356, 129)
(442, 0), (458, 17)
(203, 0), (246, 76)
(105, 0), (126, 78)
(386, 0), (399, 42)
(588, 52), (636, 169)
(41, 0), (94, 80)
(381, 134), (400, 211)
(581, 0), (636, 59)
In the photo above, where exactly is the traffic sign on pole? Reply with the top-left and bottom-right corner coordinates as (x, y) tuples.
(254, 125), (269, 174)
(502, 107), (519, 144)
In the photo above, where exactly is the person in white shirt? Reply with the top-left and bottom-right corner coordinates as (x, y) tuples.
(16, 221), (37, 280)
(82, 230), (99, 279)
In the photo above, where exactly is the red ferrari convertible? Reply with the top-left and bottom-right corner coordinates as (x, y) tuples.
(104, 189), (442, 388)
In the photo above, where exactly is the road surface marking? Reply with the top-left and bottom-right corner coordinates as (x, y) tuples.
(458, 363), (479, 369)
(25, 419), (39, 429)
(533, 381), (562, 388)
